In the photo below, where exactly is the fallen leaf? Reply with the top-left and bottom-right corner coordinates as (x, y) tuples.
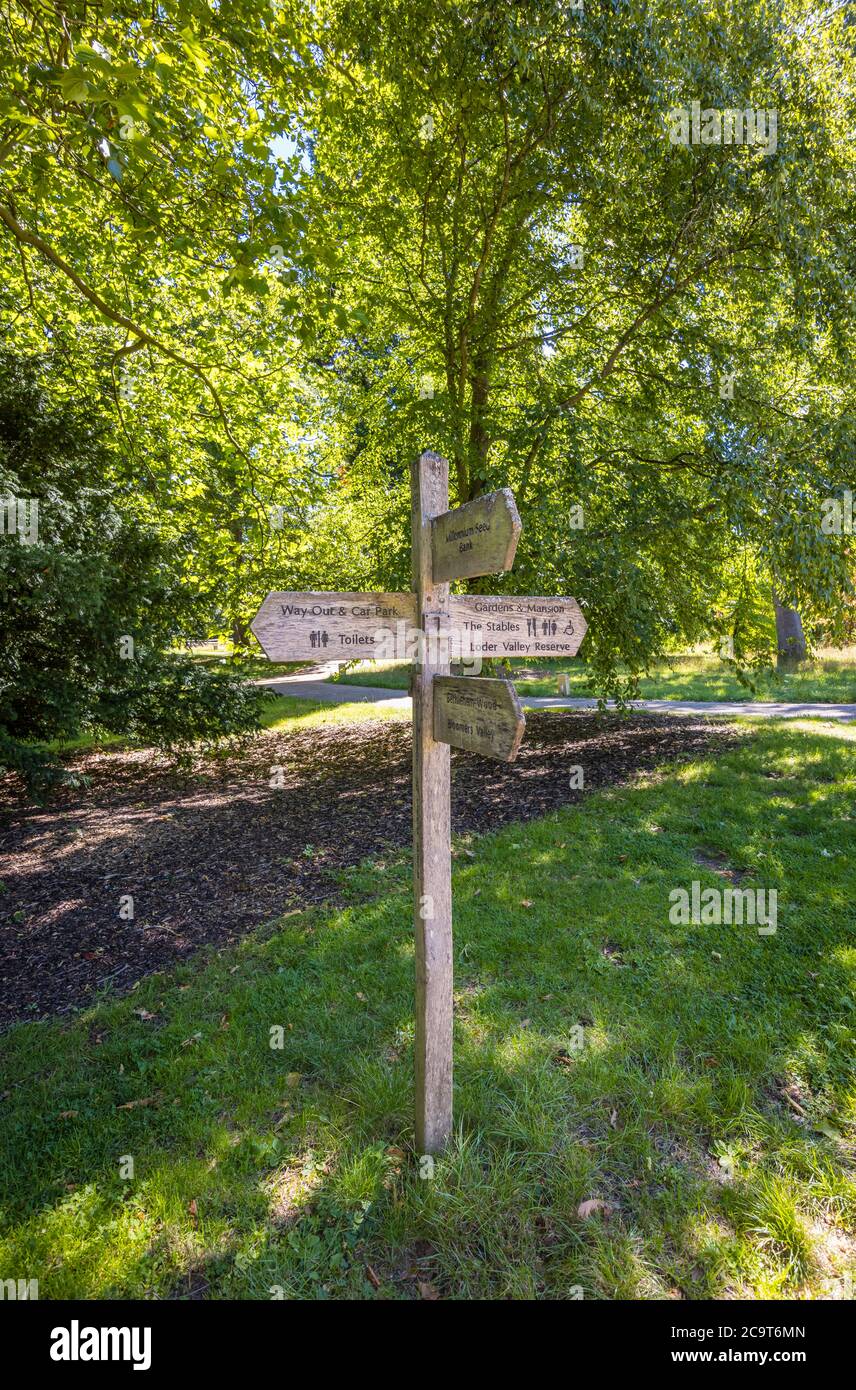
(189, 1198), (198, 1227)
(134, 1009), (156, 1021)
(58, 1110), (78, 1119)
(366, 1265), (381, 1289)
(418, 1281), (440, 1300)
(577, 1198), (614, 1221)
(285, 1072), (302, 1088)
(520, 899), (534, 908)
(116, 1095), (159, 1110)
(813, 1121), (843, 1140)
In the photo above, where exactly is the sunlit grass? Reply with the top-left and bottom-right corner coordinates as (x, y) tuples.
(260, 695), (409, 732)
(333, 648), (856, 704)
(1, 723), (854, 1300)
(34, 694), (407, 760)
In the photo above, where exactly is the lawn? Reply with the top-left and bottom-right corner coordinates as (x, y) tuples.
(184, 650), (307, 680)
(35, 694), (407, 759)
(332, 649), (856, 704)
(1, 722), (854, 1300)
(261, 694), (409, 732)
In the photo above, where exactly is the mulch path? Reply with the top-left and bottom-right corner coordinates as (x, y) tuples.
(0, 712), (741, 1028)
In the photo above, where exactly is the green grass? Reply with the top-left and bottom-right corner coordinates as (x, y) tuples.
(1, 723), (854, 1300)
(261, 695), (409, 732)
(183, 651), (308, 679)
(33, 695), (405, 761)
(332, 649), (856, 704)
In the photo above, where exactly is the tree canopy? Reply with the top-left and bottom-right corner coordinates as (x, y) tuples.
(1, 0), (853, 692)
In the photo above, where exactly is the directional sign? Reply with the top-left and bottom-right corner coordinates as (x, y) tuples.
(250, 591), (417, 661)
(250, 451), (590, 1155)
(448, 594), (587, 659)
(433, 676), (525, 763)
(431, 488), (521, 582)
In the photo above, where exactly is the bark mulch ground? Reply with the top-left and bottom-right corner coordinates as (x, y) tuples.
(0, 711), (741, 1028)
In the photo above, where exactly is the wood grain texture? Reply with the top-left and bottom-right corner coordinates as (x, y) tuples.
(411, 451), (453, 1156)
(448, 594), (587, 658)
(433, 676), (525, 763)
(250, 591), (417, 661)
(430, 488), (521, 582)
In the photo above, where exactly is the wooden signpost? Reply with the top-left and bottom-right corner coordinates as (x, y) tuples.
(433, 675), (525, 763)
(430, 487), (521, 583)
(251, 451), (587, 1155)
(447, 593), (585, 659)
(250, 591), (418, 661)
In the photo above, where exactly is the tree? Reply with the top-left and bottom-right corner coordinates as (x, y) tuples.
(0, 0), (344, 643)
(2, 1), (853, 691)
(773, 594), (807, 670)
(0, 350), (269, 793)
(286, 0), (855, 692)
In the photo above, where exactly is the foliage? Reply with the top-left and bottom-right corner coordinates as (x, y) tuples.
(0, 350), (269, 791)
(293, 0), (856, 689)
(0, 1), (854, 680)
(331, 648), (856, 703)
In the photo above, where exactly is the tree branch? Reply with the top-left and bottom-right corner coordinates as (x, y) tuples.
(0, 202), (248, 462)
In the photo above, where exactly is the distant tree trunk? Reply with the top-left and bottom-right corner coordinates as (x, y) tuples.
(773, 592), (807, 670)
(229, 513), (250, 652)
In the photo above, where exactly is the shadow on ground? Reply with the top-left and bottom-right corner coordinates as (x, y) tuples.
(0, 712), (738, 1024)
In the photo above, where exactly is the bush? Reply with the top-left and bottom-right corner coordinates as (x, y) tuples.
(0, 351), (269, 794)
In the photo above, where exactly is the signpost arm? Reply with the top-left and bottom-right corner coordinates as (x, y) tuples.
(411, 450), (453, 1155)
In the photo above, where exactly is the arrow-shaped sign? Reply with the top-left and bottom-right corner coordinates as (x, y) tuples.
(448, 594), (586, 658)
(433, 676), (525, 763)
(250, 591), (417, 661)
(431, 488), (521, 583)
(250, 590), (586, 664)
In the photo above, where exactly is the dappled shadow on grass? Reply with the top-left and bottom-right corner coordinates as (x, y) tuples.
(0, 724), (854, 1300)
(0, 712), (736, 1026)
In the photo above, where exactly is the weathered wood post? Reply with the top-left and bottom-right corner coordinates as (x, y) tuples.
(410, 450), (453, 1155)
(250, 448), (587, 1157)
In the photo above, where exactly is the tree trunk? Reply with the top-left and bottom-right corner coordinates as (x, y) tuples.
(229, 514), (249, 653)
(773, 593), (806, 670)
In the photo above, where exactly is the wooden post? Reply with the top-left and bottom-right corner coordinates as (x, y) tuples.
(411, 450), (453, 1155)
(249, 453), (587, 1158)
